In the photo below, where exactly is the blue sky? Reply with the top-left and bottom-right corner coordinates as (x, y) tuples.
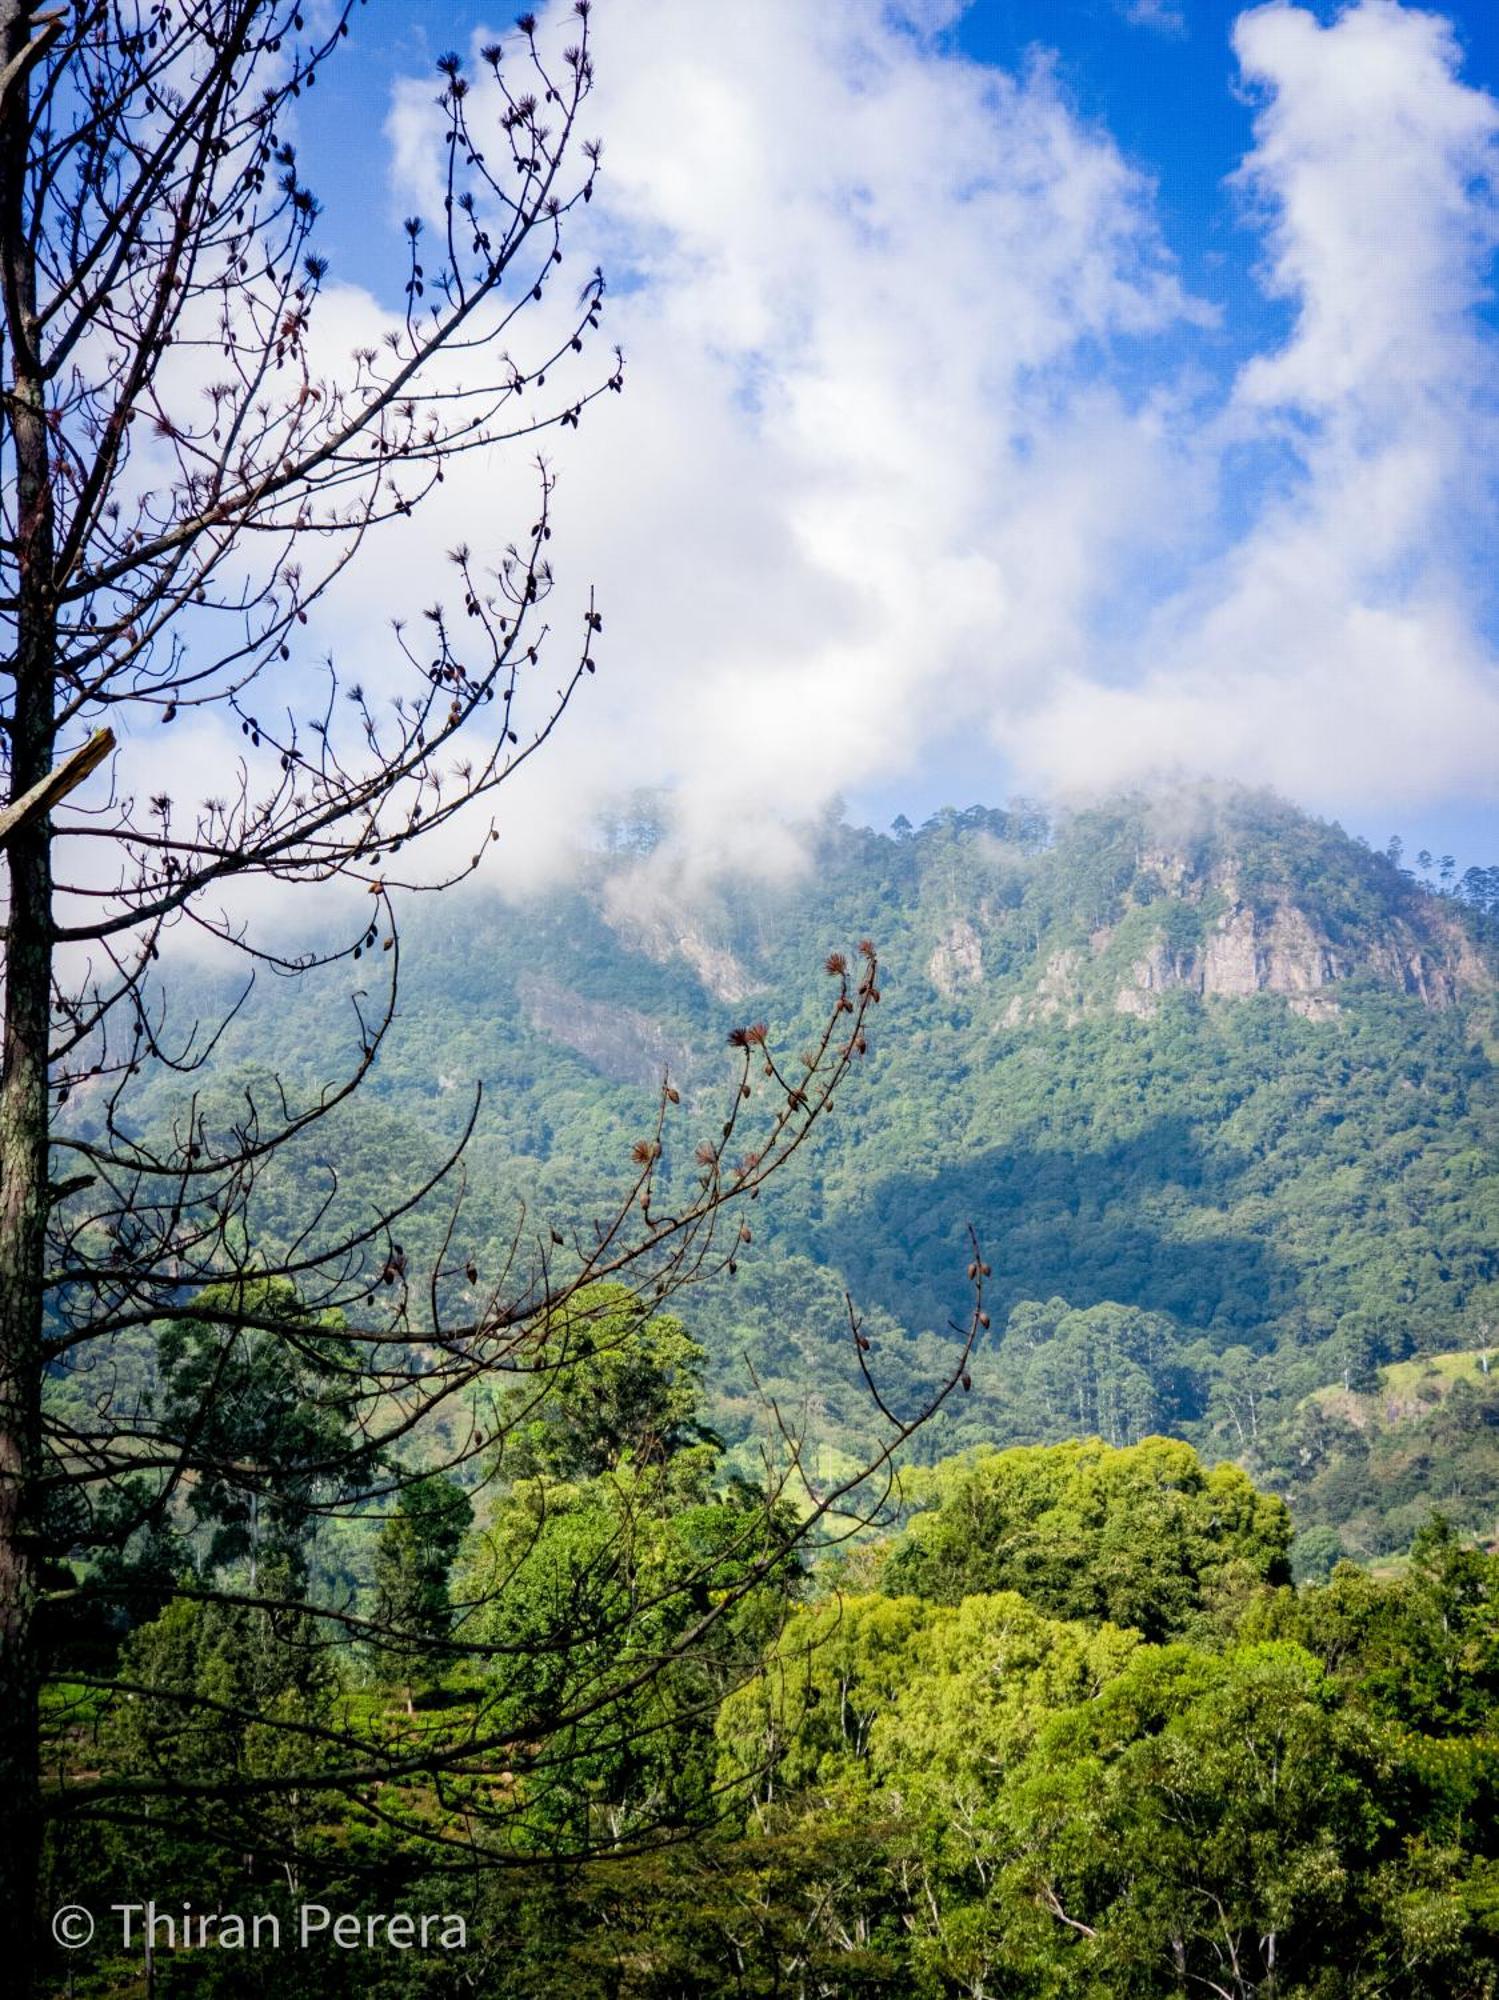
(289, 2), (1499, 878)
(951, 0), (1499, 866)
(957, 2), (1499, 311)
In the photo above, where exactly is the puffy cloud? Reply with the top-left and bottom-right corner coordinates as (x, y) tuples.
(363, 0), (1203, 884)
(1016, 0), (1499, 810)
(309, 0), (1499, 893)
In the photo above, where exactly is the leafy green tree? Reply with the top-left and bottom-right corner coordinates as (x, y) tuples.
(716, 1591), (933, 1805)
(92, 1555), (343, 1893)
(1004, 1641), (1395, 1997)
(1247, 1519), (1499, 1735)
(370, 1475), (473, 1714)
(1289, 1522), (1343, 1584)
(883, 1438), (1292, 1640)
(155, 1278), (358, 1581)
(465, 1464), (800, 1851)
(452, 1297), (815, 1849)
(492, 1286), (720, 1483)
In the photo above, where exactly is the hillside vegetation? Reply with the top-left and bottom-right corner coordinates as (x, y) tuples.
(84, 785), (1499, 1562)
(49, 1382), (1499, 1999)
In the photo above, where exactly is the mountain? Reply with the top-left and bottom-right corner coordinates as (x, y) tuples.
(1274, 1346), (1499, 1575)
(112, 785), (1499, 1562)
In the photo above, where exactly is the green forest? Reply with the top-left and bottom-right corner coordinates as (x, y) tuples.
(42, 1290), (1499, 1997)
(38, 786), (1499, 1996)
(10, 4), (1499, 1995)
(102, 787), (1499, 1566)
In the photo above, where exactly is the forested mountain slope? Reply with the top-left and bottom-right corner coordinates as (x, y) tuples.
(95, 786), (1499, 1558)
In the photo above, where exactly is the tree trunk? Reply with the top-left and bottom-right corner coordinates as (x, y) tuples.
(0, 5), (56, 1980)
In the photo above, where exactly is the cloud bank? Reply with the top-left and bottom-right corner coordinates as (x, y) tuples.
(1019, 0), (1499, 807)
(360, 0), (1499, 883)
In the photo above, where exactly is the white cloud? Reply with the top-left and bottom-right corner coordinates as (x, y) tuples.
(1017, 0), (1499, 811)
(282, 0), (1499, 901)
(360, 0), (1207, 887)
(1118, 0), (1187, 33)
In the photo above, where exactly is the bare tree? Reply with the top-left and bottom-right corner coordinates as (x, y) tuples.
(0, 4), (977, 1984)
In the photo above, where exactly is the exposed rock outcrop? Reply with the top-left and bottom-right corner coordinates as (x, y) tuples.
(1109, 895), (1489, 1021)
(1000, 832), (1493, 1028)
(601, 879), (764, 1003)
(517, 974), (695, 1087)
(670, 924), (763, 1004)
(1005, 949), (1084, 1026)
(928, 918), (984, 996)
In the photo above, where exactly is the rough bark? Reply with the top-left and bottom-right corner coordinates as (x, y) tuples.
(0, 1), (55, 1976)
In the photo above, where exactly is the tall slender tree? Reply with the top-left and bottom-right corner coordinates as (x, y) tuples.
(0, 4), (980, 1986)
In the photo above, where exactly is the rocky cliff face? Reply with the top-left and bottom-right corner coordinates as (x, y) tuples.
(501, 794), (1493, 1077)
(928, 919), (984, 997)
(991, 846), (1492, 1026)
(600, 876), (764, 1004)
(517, 974), (695, 1087)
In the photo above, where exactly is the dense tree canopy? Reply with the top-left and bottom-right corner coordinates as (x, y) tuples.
(117, 789), (1499, 1566)
(37, 1397), (1499, 1999)
(881, 1436), (1293, 1639)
